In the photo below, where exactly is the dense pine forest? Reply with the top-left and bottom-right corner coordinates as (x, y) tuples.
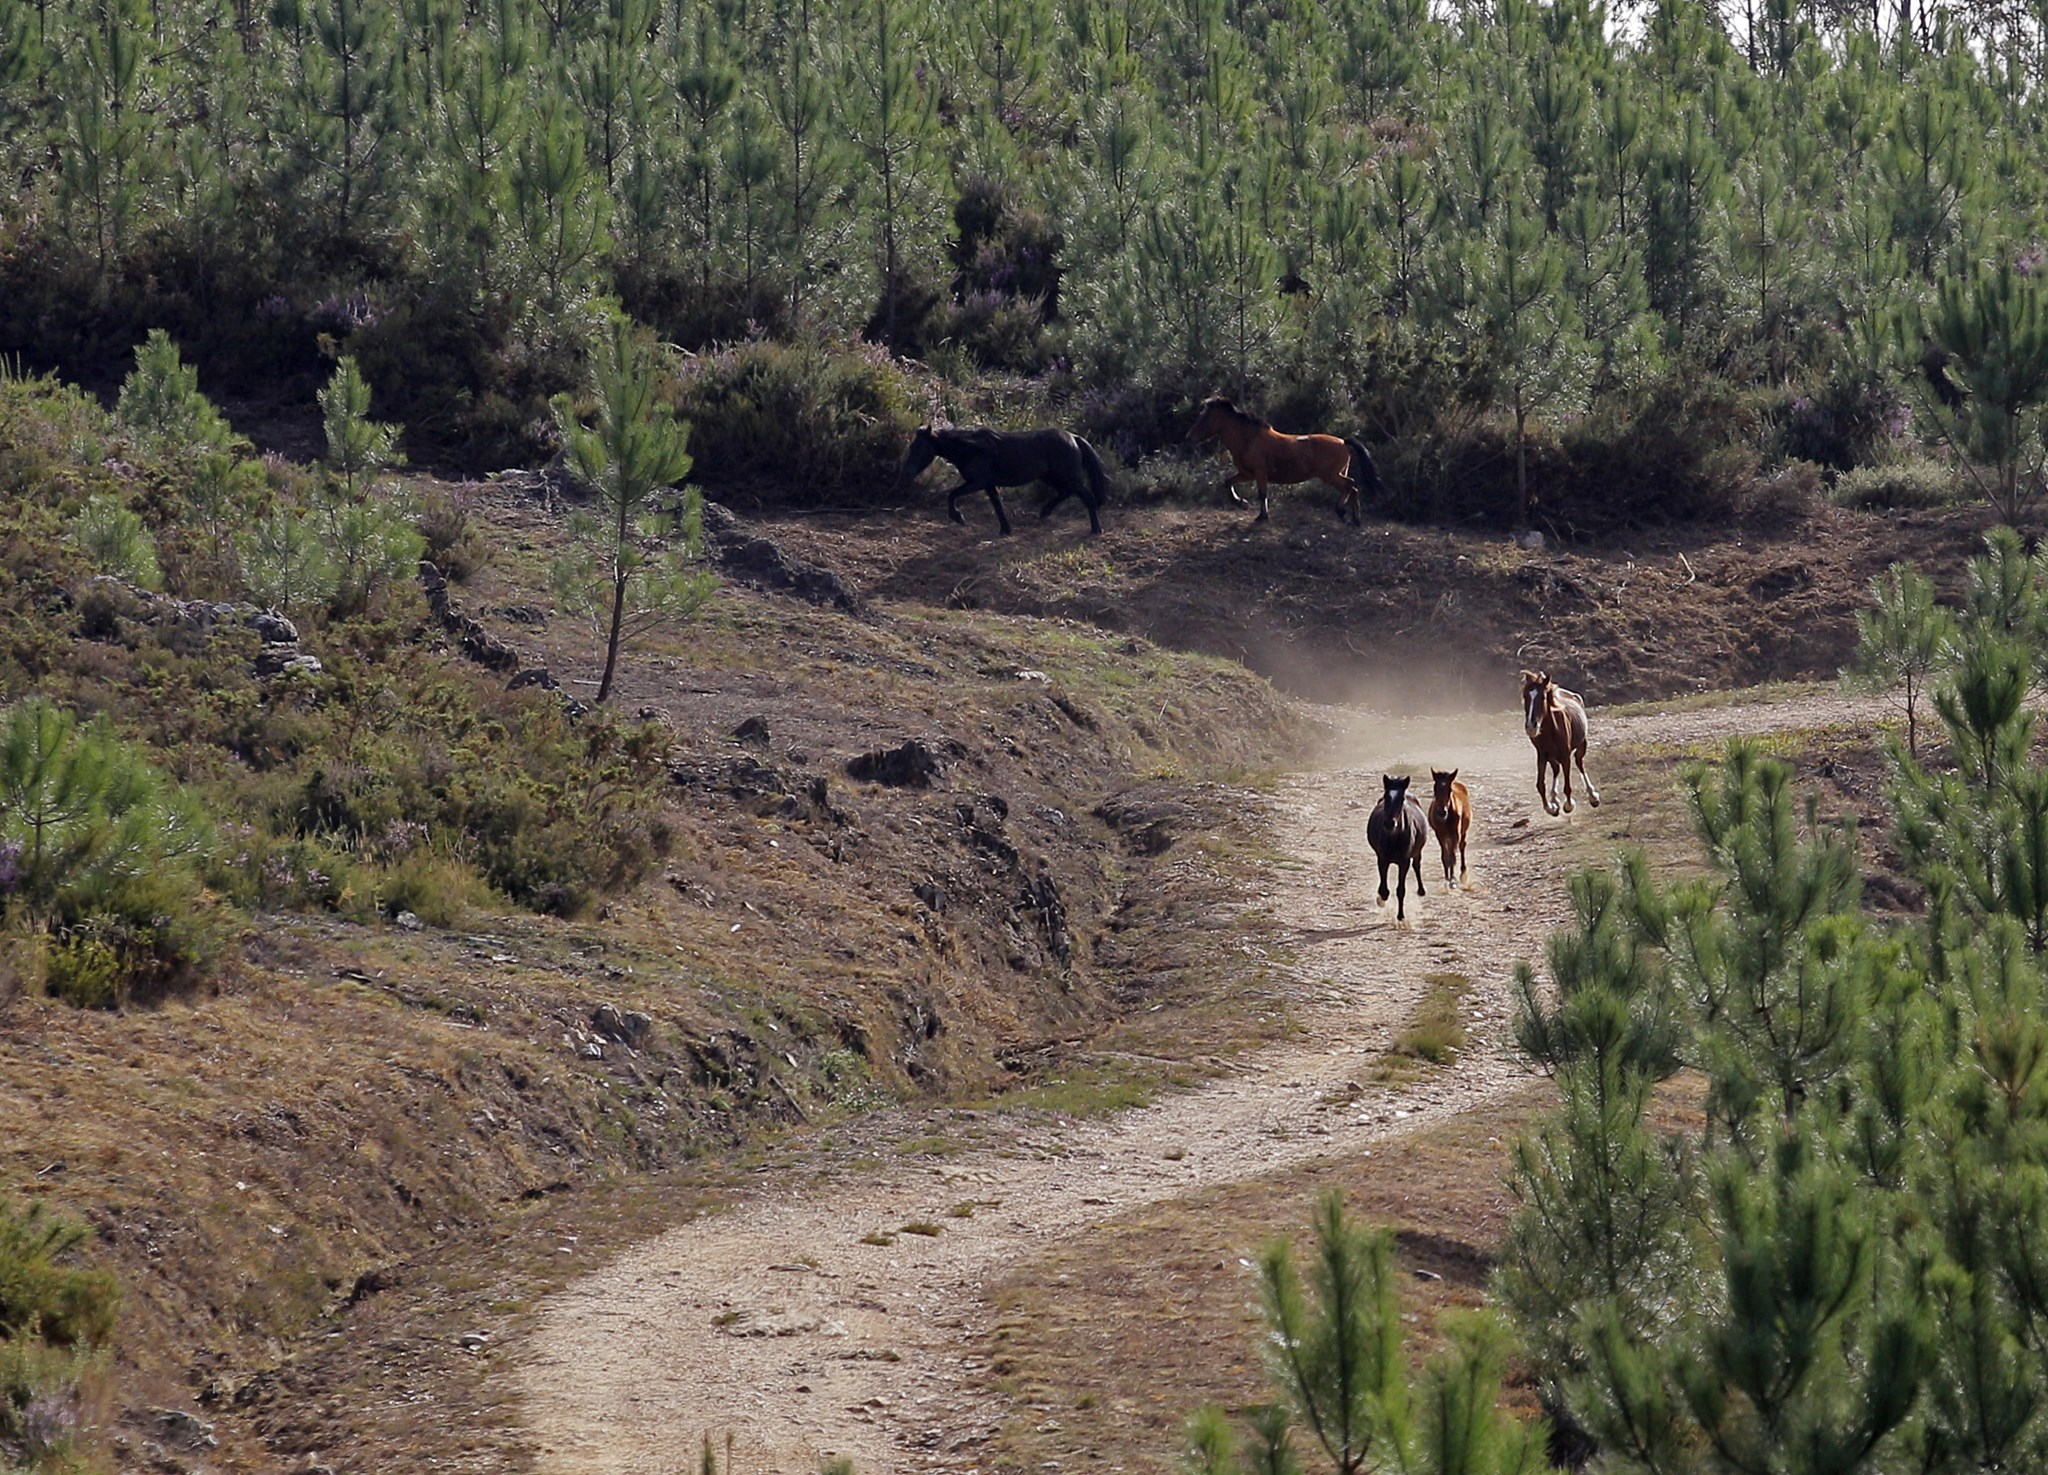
(2, 0), (2046, 526)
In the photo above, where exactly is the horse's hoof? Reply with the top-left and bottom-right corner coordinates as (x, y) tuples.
(948, 510), (965, 525)
(1254, 511), (1270, 523)
(1588, 795), (1602, 808)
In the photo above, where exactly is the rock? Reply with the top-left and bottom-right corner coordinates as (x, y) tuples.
(393, 910), (422, 932)
(497, 604), (549, 625)
(914, 880), (948, 913)
(1019, 870), (1073, 966)
(1517, 529), (1545, 551)
(458, 618), (520, 672)
(700, 500), (866, 616)
(253, 647), (322, 679)
(733, 715), (771, 747)
(591, 1003), (653, 1048)
(459, 1331), (490, 1350)
(847, 739), (945, 788)
(150, 1408), (218, 1451)
(508, 667), (559, 692)
(249, 610), (299, 645)
(580, 1040), (605, 1059)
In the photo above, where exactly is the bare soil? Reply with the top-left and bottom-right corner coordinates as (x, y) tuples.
(516, 690), (1886, 1474)
(763, 500), (1993, 706)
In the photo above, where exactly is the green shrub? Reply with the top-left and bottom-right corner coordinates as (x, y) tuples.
(0, 1195), (118, 1462)
(0, 1195), (119, 1350)
(1121, 451), (1217, 506)
(668, 339), (936, 506)
(321, 492), (425, 618)
(375, 851), (489, 928)
(42, 934), (121, 1010)
(113, 329), (238, 454)
(0, 697), (218, 1005)
(1830, 457), (1960, 510)
(415, 486), (493, 582)
(65, 495), (160, 589)
(239, 505), (338, 616)
(1776, 371), (1911, 471)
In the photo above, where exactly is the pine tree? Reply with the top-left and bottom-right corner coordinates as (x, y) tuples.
(842, 0), (938, 351)
(511, 88), (613, 322)
(1194, 1192), (1555, 1475)
(319, 355), (401, 500)
(548, 319), (714, 705)
(1470, 187), (1584, 530)
(1918, 262), (2048, 526)
(67, 495), (160, 589)
(115, 329), (238, 454)
(1841, 561), (1956, 758)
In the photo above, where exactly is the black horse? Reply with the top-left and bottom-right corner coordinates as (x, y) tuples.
(897, 425), (1109, 536)
(1366, 773), (1429, 923)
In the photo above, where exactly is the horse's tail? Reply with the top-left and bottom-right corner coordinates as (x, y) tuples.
(1345, 436), (1385, 496)
(1077, 435), (1111, 509)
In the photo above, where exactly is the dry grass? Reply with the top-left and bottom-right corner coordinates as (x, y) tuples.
(978, 1085), (1556, 1475)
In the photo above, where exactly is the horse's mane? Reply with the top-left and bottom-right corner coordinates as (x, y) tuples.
(1200, 395), (1269, 430)
(931, 424), (1005, 446)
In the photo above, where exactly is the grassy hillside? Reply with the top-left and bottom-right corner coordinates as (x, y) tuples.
(0, 364), (1314, 1469)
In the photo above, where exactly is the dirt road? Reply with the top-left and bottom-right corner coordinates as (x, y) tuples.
(516, 692), (1882, 1474)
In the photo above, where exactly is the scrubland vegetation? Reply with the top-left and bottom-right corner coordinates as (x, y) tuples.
(12, 0), (2048, 1468)
(3, 0), (2048, 528)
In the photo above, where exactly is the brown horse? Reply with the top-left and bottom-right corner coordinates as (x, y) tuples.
(1189, 396), (1382, 525)
(1521, 671), (1600, 817)
(1366, 773), (1429, 921)
(1428, 769), (1471, 886)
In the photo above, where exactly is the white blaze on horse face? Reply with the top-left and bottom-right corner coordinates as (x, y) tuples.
(1523, 682), (1544, 739)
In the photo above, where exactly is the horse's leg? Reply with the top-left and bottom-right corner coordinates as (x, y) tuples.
(1536, 751), (1555, 816)
(1394, 860), (1408, 922)
(1038, 478), (1070, 521)
(944, 479), (976, 525)
(1324, 471), (1361, 525)
(1376, 856), (1390, 907)
(1223, 471), (1252, 508)
(1577, 743), (1601, 808)
(1255, 476), (1271, 523)
(1458, 818), (1469, 882)
(985, 483), (1013, 536)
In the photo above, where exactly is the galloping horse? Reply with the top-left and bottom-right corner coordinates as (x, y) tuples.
(896, 425), (1109, 536)
(1366, 773), (1429, 922)
(1521, 671), (1600, 817)
(1428, 768), (1471, 887)
(1188, 396), (1383, 525)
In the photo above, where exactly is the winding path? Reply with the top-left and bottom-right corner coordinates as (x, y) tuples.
(516, 692), (1880, 1473)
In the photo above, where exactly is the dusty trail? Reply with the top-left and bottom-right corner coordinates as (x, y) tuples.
(517, 692), (1880, 1474)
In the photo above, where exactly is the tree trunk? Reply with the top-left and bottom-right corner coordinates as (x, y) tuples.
(597, 567), (626, 704)
(1515, 396), (1530, 530)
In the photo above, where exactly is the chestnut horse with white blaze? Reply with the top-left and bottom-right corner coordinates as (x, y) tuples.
(1189, 396), (1383, 526)
(1428, 768), (1470, 886)
(1521, 670), (1600, 817)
